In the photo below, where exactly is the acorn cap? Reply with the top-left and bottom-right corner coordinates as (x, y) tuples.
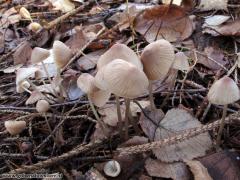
(172, 52), (190, 71)
(95, 59), (149, 99)
(31, 47), (50, 64)
(77, 73), (110, 107)
(207, 76), (240, 105)
(53, 40), (72, 69)
(36, 99), (50, 113)
(141, 39), (175, 80)
(5, 120), (26, 135)
(97, 43), (143, 70)
(103, 160), (121, 177)
(16, 67), (39, 85)
(17, 81), (30, 93)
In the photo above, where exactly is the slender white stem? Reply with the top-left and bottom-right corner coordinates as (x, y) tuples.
(124, 98), (131, 140)
(116, 96), (123, 138)
(216, 104), (228, 147)
(148, 81), (156, 110)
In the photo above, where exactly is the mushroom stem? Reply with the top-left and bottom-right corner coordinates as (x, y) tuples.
(20, 85), (32, 94)
(41, 62), (53, 85)
(116, 96), (123, 138)
(124, 98), (131, 140)
(56, 69), (68, 100)
(88, 95), (101, 121)
(216, 104), (228, 147)
(43, 114), (52, 133)
(148, 81), (156, 110)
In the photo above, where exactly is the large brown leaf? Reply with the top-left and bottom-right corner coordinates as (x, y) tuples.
(134, 5), (193, 42)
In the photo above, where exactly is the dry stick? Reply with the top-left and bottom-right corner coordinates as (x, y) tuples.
(10, 140), (104, 174)
(117, 116), (238, 156)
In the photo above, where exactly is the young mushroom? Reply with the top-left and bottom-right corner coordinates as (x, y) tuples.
(103, 160), (121, 177)
(19, 7), (32, 22)
(4, 120), (26, 135)
(28, 22), (42, 32)
(16, 80), (31, 94)
(77, 73), (111, 121)
(141, 39), (175, 110)
(95, 59), (149, 139)
(207, 76), (240, 146)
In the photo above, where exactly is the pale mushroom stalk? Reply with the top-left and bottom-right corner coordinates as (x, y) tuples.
(148, 81), (155, 110)
(116, 96), (123, 137)
(124, 98), (131, 139)
(87, 95), (101, 122)
(21, 85), (32, 94)
(216, 104), (227, 146)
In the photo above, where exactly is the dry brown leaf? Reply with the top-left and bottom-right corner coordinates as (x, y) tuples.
(153, 108), (212, 162)
(25, 91), (46, 105)
(0, 32), (4, 54)
(0, 7), (21, 28)
(13, 41), (32, 65)
(77, 50), (105, 71)
(145, 158), (190, 180)
(121, 136), (148, 147)
(134, 5), (193, 42)
(139, 106), (165, 141)
(203, 20), (240, 37)
(185, 160), (213, 180)
(197, 46), (227, 71)
(130, 100), (150, 117)
(65, 26), (89, 53)
(49, 0), (75, 12)
(197, 0), (228, 11)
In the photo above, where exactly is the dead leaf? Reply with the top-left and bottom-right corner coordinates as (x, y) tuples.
(197, 46), (227, 71)
(77, 50), (105, 71)
(203, 20), (240, 37)
(185, 160), (213, 180)
(173, 52), (190, 71)
(13, 41), (32, 65)
(0, 7), (21, 28)
(145, 158), (190, 180)
(197, 0), (228, 11)
(121, 136), (148, 147)
(65, 26), (89, 53)
(25, 91), (45, 105)
(85, 168), (107, 180)
(130, 100), (150, 117)
(199, 151), (240, 180)
(153, 108), (212, 162)
(139, 106), (165, 141)
(134, 5), (193, 42)
(62, 76), (84, 100)
(203, 15), (230, 27)
(0, 32), (4, 54)
(49, 0), (75, 12)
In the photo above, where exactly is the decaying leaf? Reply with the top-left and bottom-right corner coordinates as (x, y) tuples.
(153, 108), (212, 162)
(139, 106), (165, 141)
(197, 46), (227, 71)
(13, 41), (32, 65)
(85, 168), (107, 180)
(134, 5), (193, 42)
(49, 0), (75, 12)
(25, 91), (46, 105)
(130, 100), (150, 117)
(203, 15), (230, 27)
(3, 64), (23, 73)
(0, 7), (21, 28)
(197, 0), (228, 11)
(185, 160), (213, 180)
(121, 136), (148, 147)
(173, 52), (190, 71)
(145, 158), (190, 180)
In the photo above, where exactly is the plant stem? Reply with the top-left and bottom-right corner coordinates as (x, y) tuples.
(148, 81), (155, 110)
(124, 98), (131, 140)
(116, 96), (123, 139)
(216, 104), (227, 147)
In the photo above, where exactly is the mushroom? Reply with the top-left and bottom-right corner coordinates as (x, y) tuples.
(97, 43), (143, 70)
(19, 7), (32, 22)
(52, 40), (72, 73)
(95, 59), (149, 139)
(103, 160), (121, 177)
(16, 80), (31, 94)
(77, 73), (110, 122)
(4, 120), (26, 135)
(36, 99), (52, 133)
(141, 39), (175, 110)
(28, 22), (42, 33)
(207, 76), (240, 146)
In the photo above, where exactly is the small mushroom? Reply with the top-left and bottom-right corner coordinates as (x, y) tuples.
(4, 120), (26, 135)
(141, 39), (175, 110)
(19, 7), (32, 22)
(28, 22), (42, 32)
(16, 80), (31, 94)
(53, 40), (72, 72)
(207, 76), (240, 146)
(95, 59), (149, 139)
(97, 43), (143, 70)
(103, 160), (121, 177)
(77, 73), (110, 124)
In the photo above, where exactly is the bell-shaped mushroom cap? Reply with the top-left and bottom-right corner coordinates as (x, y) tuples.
(53, 40), (72, 69)
(77, 73), (111, 107)
(4, 120), (26, 135)
(19, 7), (31, 20)
(97, 43), (143, 70)
(207, 76), (240, 105)
(17, 81), (30, 93)
(95, 59), (149, 99)
(28, 22), (42, 32)
(16, 67), (39, 85)
(36, 99), (50, 113)
(104, 160), (121, 177)
(141, 39), (175, 80)
(172, 52), (190, 71)
(31, 47), (50, 64)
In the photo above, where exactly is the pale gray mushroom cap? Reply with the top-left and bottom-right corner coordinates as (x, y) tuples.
(95, 59), (149, 99)
(4, 120), (26, 135)
(16, 67), (39, 85)
(207, 76), (240, 105)
(77, 73), (110, 107)
(31, 47), (50, 64)
(53, 40), (72, 69)
(97, 43), (143, 70)
(103, 160), (121, 177)
(141, 39), (175, 80)
(36, 99), (50, 113)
